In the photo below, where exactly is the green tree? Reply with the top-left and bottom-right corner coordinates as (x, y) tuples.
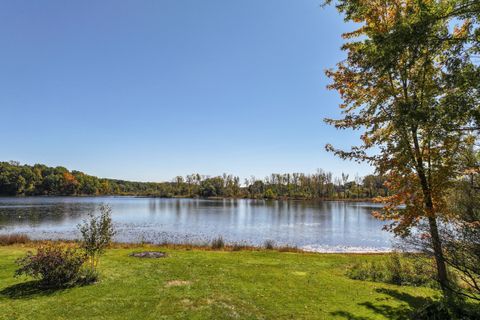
(264, 189), (276, 199)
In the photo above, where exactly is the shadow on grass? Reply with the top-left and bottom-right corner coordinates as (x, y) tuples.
(0, 281), (66, 299)
(330, 287), (436, 320)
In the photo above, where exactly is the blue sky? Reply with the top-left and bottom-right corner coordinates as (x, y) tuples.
(0, 0), (372, 182)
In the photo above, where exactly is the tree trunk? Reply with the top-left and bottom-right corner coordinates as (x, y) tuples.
(427, 215), (449, 293)
(411, 129), (450, 295)
(417, 162), (450, 294)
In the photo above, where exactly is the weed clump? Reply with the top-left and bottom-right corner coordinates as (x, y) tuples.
(211, 237), (225, 249)
(264, 240), (275, 250)
(0, 234), (30, 246)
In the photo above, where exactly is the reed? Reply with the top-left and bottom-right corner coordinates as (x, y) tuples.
(0, 234), (30, 246)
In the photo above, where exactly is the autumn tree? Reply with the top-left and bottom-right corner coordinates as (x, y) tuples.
(324, 0), (480, 295)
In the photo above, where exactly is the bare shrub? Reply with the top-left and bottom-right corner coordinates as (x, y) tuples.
(78, 204), (116, 270)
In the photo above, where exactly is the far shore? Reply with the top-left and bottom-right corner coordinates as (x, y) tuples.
(0, 194), (378, 202)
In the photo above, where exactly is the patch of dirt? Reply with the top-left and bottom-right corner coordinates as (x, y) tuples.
(180, 298), (193, 306)
(165, 280), (192, 287)
(130, 251), (167, 258)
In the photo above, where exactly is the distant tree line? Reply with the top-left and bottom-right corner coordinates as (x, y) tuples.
(0, 161), (387, 199)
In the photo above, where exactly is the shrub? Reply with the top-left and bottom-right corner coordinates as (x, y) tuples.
(412, 298), (480, 320)
(277, 245), (299, 252)
(77, 267), (99, 285)
(232, 243), (245, 251)
(78, 204), (116, 269)
(347, 253), (436, 287)
(384, 252), (403, 285)
(264, 189), (276, 199)
(264, 240), (275, 250)
(0, 233), (29, 246)
(15, 244), (86, 288)
(347, 261), (386, 282)
(412, 299), (453, 319)
(211, 236), (225, 249)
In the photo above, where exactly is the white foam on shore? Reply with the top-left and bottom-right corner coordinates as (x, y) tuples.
(301, 244), (394, 253)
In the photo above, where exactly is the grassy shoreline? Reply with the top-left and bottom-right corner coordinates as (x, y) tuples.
(0, 243), (438, 319)
(0, 235), (394, 254)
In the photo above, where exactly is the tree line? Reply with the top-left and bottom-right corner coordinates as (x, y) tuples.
(0, 161), (387, 199)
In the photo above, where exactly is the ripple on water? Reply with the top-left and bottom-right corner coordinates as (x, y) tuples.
(0, 197), (395, 251)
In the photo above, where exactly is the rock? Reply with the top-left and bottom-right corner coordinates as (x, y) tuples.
(130, 251), (167, 258)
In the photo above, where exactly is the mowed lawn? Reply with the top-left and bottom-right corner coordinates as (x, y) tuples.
(0, 246), (438, 320)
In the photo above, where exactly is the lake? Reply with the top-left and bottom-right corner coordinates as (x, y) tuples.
(0, 197), (395, 252)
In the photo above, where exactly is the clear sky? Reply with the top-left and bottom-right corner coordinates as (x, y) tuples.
(0, 0), (373, 182)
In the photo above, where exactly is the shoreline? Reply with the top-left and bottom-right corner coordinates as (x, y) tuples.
(0, 236), (397, 254)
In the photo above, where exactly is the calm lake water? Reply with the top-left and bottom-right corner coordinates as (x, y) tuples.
(0, 197), (395, 252)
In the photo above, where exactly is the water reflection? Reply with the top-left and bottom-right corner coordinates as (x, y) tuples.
(0, 197), (393, 252)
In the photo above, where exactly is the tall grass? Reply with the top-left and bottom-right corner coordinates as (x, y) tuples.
(0, 234), (30, 246)
(211, 237), (225, 250)
(347, 252), (437, 287)
(264, 240), (275, 250)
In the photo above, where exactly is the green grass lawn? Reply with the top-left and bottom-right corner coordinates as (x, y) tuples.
(0, 245), (438, 320)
